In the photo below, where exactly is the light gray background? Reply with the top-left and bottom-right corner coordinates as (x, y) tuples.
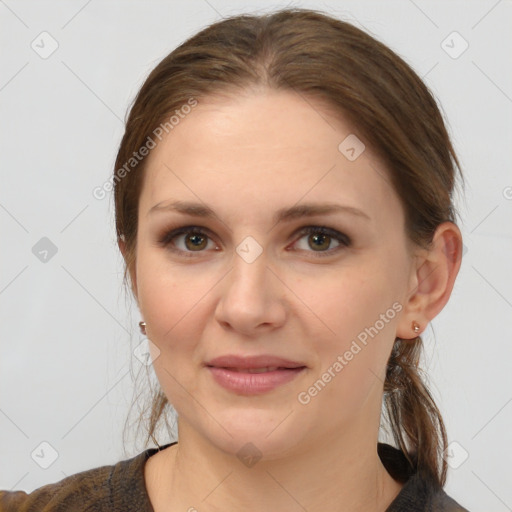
(1, 1), (511, 510)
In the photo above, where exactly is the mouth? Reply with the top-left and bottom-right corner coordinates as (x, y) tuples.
(205, 354), (307, 370)
(208, 366), (306, 373)
(204, 354), (308, 394)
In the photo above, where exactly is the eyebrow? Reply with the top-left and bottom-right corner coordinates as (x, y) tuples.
(148, 200), (371, 223)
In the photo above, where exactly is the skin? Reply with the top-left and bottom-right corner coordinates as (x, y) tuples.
(119, 88), (462, 512)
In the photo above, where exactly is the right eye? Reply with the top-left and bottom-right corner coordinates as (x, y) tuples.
(158, 225), (220, 257)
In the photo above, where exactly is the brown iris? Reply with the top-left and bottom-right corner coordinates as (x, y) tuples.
(185, 232), (208, 251)
(308, 233), (331, 251)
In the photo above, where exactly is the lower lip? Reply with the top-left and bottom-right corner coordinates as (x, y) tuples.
(207, 366), (306, 395)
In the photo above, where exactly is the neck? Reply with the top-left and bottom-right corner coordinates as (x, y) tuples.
(156, 419), (402, 512)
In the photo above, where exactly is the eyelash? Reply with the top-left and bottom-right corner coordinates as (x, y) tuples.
(157, 225), (351, 258)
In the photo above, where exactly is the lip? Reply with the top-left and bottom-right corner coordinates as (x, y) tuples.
(205, 354), (307, 395)
(205, 354), (307, 370)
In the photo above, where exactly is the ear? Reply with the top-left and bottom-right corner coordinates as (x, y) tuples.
(396, 222), (463, 340)
(117, 236), (138, 302)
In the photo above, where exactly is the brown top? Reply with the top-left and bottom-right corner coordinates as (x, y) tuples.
(0, 442), (469, 511)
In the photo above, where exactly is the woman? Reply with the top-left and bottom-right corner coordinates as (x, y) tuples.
(0, 7), (470, 511)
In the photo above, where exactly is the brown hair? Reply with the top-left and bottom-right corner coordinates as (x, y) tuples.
(114, 7), (463, 487)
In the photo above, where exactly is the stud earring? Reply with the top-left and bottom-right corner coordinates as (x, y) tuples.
(139, 321), (146, 335)
(412, 321), (420, 334)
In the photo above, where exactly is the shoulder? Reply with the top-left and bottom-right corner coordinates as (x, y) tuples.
(431, 489), (470, 512)
(0, 464), (111, 512)
(0, 446), (166, 512)
(378, 443), (470, 512)
(388, 471), (470, 511)
(389, 471), (470, 511)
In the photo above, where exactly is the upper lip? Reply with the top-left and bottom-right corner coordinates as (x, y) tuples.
(205, 354), (307, 369)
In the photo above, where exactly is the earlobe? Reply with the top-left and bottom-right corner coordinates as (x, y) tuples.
(396, 222), (463, 340)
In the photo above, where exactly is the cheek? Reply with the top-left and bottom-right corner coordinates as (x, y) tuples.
(294, 259), (397, 336)
(135, 250), (230, 398)
(293, 259), (401, 385)
(135, 250), (200, 353)
(136, 243), (214, 327)
(138, 264), (213, 401)
(294, 291), (398, 426)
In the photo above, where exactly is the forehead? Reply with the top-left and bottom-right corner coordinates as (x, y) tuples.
(139, 90), (402, 226)
(150, 90), (348, 160)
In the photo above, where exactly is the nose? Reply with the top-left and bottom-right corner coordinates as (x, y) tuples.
(214, 248), (287, 336)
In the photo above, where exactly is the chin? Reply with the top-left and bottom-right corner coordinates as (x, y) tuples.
(199, 415), (304, 462)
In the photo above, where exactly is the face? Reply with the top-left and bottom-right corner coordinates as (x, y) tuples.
(130, 89), (417, 459)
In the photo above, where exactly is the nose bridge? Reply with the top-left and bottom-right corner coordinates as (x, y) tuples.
(215, 238), (286, 332)
(227, 242), (271, 301)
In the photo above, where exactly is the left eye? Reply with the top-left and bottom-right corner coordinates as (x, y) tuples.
(291, 226), (351, 256)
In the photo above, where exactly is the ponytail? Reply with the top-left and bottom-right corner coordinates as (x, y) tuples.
(384, 336), (448, 486)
